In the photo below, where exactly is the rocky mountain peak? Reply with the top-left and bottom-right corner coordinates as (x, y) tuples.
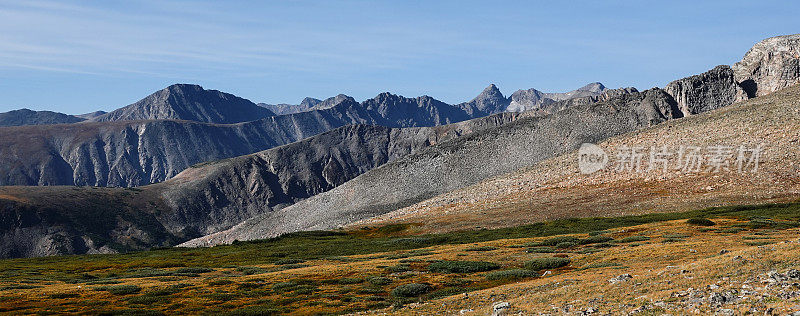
(299, 97), (323, 108)
(578, 82), (607, 93)
(474, 84), (505, 101)
(320, 94), (355, 108)
(93, 83), (275, 123)
(733, 33), (800, 98)
(460, 84), (510, 115)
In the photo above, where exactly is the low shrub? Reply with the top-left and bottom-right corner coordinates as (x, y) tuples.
(208, 279), (235, 286)
(367, 276), (392, 286)
(236, 267), (270, 275)
(528, 236), (580, 247)
(274, 259), (305, 265)
(102, 285), (142, 295)
(579, 236), (613, 244)
(719, 227), (746, 234)
(614, 236), (650, 243)
(484, 269), (537, 281)
(49, 292), (80, 299)
(524, 257), (570, 271)
(427, 261), (500, 274)
(174, 267), (214, 274)
(271, 282), (297, 292)
(391, 283), (432, 297)
(464, 246), (498, 252)
(555, 241), (577, 249)
(385, 264), (411, 273)
(278, 264), (309, 270)
(687, 218), (716, 226)
(223, 305), (282, 316)
(334, 277), (363, 285)
(126, 295), (168, 305)
(526, 246), (556, 253)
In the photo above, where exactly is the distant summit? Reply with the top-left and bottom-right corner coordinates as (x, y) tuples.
(260, 94), (355, 115)
(458, 84), (510, 116)
(94, 84), (275, 124)
(0, 108), (85, 127)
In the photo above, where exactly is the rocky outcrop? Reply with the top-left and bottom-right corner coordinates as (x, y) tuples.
(93, 84), (276, 123)
(0, 109), (85, 127)
(181, 88), (680, 246)
(733, 34), (800, 98)
(664, 65), (745, 116)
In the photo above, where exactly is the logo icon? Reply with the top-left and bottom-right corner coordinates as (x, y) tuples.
(578, 143), (608, 174)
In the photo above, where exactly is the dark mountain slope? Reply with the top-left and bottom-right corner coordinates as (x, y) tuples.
(0, 112), (521, 257)
(0, 109), (85, 127)
(0, 92), (488, 187)
(93, 84), (276, 123)
(183, 88), (682, 246)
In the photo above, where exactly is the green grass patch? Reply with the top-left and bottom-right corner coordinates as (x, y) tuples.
(464, 246), (498, 252)
(524, 257), (570, 271)
(687, 218), (716, 226)
(391, 283), (432, 297)
(427, 261), (500, 274)
(579, 236), (613, 244)
(526, 246), (557, 253)
(527, 236), (580, 247)
(484, 269), (537, 281)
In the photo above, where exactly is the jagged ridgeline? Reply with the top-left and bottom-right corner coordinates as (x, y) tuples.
(0, 33), (798, 258)
(0, 81), (609, 187)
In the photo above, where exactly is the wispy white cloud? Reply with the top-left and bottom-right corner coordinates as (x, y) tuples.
(0, 0), (466, 78)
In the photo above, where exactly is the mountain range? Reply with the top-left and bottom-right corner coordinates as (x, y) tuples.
(0, 33), (798, 258)
(0, 82), (612, 187)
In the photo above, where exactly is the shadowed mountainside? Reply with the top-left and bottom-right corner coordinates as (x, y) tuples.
(0, 109), (85, 127)
(0, 112), (522, 258)
(92, 84), (277, 124)
(0, 91), (489, 187)
(182, 87), (683, 246)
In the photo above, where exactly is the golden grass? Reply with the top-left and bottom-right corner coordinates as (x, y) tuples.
(2, 216), (799, 314)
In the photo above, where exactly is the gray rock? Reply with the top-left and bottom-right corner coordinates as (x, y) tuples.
(491, 301), (510, 316)
(609, 274), (634, 283)
(733, 33), (800, 98)
(664, 65), (744, 116)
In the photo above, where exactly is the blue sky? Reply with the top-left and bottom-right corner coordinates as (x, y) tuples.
(0, 0), (798, 114)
